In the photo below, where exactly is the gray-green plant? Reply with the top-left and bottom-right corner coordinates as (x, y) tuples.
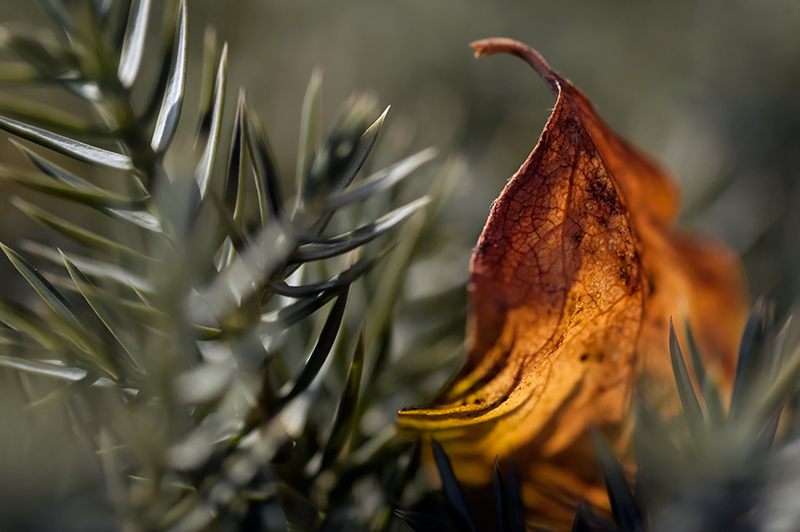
(0, 1), (463, 531)
(3, 3), (800, 532)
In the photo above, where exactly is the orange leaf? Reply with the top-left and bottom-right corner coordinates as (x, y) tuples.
(397, 38), (748, 529)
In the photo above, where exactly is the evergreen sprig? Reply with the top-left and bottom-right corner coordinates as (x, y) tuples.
(0, 2), (459, 530)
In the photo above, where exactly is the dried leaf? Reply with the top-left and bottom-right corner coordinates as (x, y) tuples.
(398, 38), (748, 528)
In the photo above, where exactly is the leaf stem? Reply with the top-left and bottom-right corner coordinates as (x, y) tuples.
(470, 38), (561, 98)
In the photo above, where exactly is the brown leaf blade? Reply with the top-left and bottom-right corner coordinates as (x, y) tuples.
(398, 38), (748, 528)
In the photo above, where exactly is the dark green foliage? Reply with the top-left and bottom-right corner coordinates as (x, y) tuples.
(0, 1), (460, 530)
(494, 456), (526, 532)
(598, 305), (800, 532)
(590, 429), (642, 532)
(396, 441), (528, 532)
(404, 304), (800, 532)
(431, 438), (477, 532)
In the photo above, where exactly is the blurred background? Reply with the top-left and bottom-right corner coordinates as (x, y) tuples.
(0, 0), (799, 313)
(183, 0), (800, 317)
(0, 1), (798, 529)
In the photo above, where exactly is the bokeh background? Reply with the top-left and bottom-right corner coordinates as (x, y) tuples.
(0, 1), (798, 529)
(1, 0), (799, 313)
(184, 0), (800, 316)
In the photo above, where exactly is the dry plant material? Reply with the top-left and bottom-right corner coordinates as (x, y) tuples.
(398, 38), (748, 528)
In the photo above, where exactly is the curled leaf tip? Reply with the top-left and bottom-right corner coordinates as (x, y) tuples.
(470, 38), (560, 97)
